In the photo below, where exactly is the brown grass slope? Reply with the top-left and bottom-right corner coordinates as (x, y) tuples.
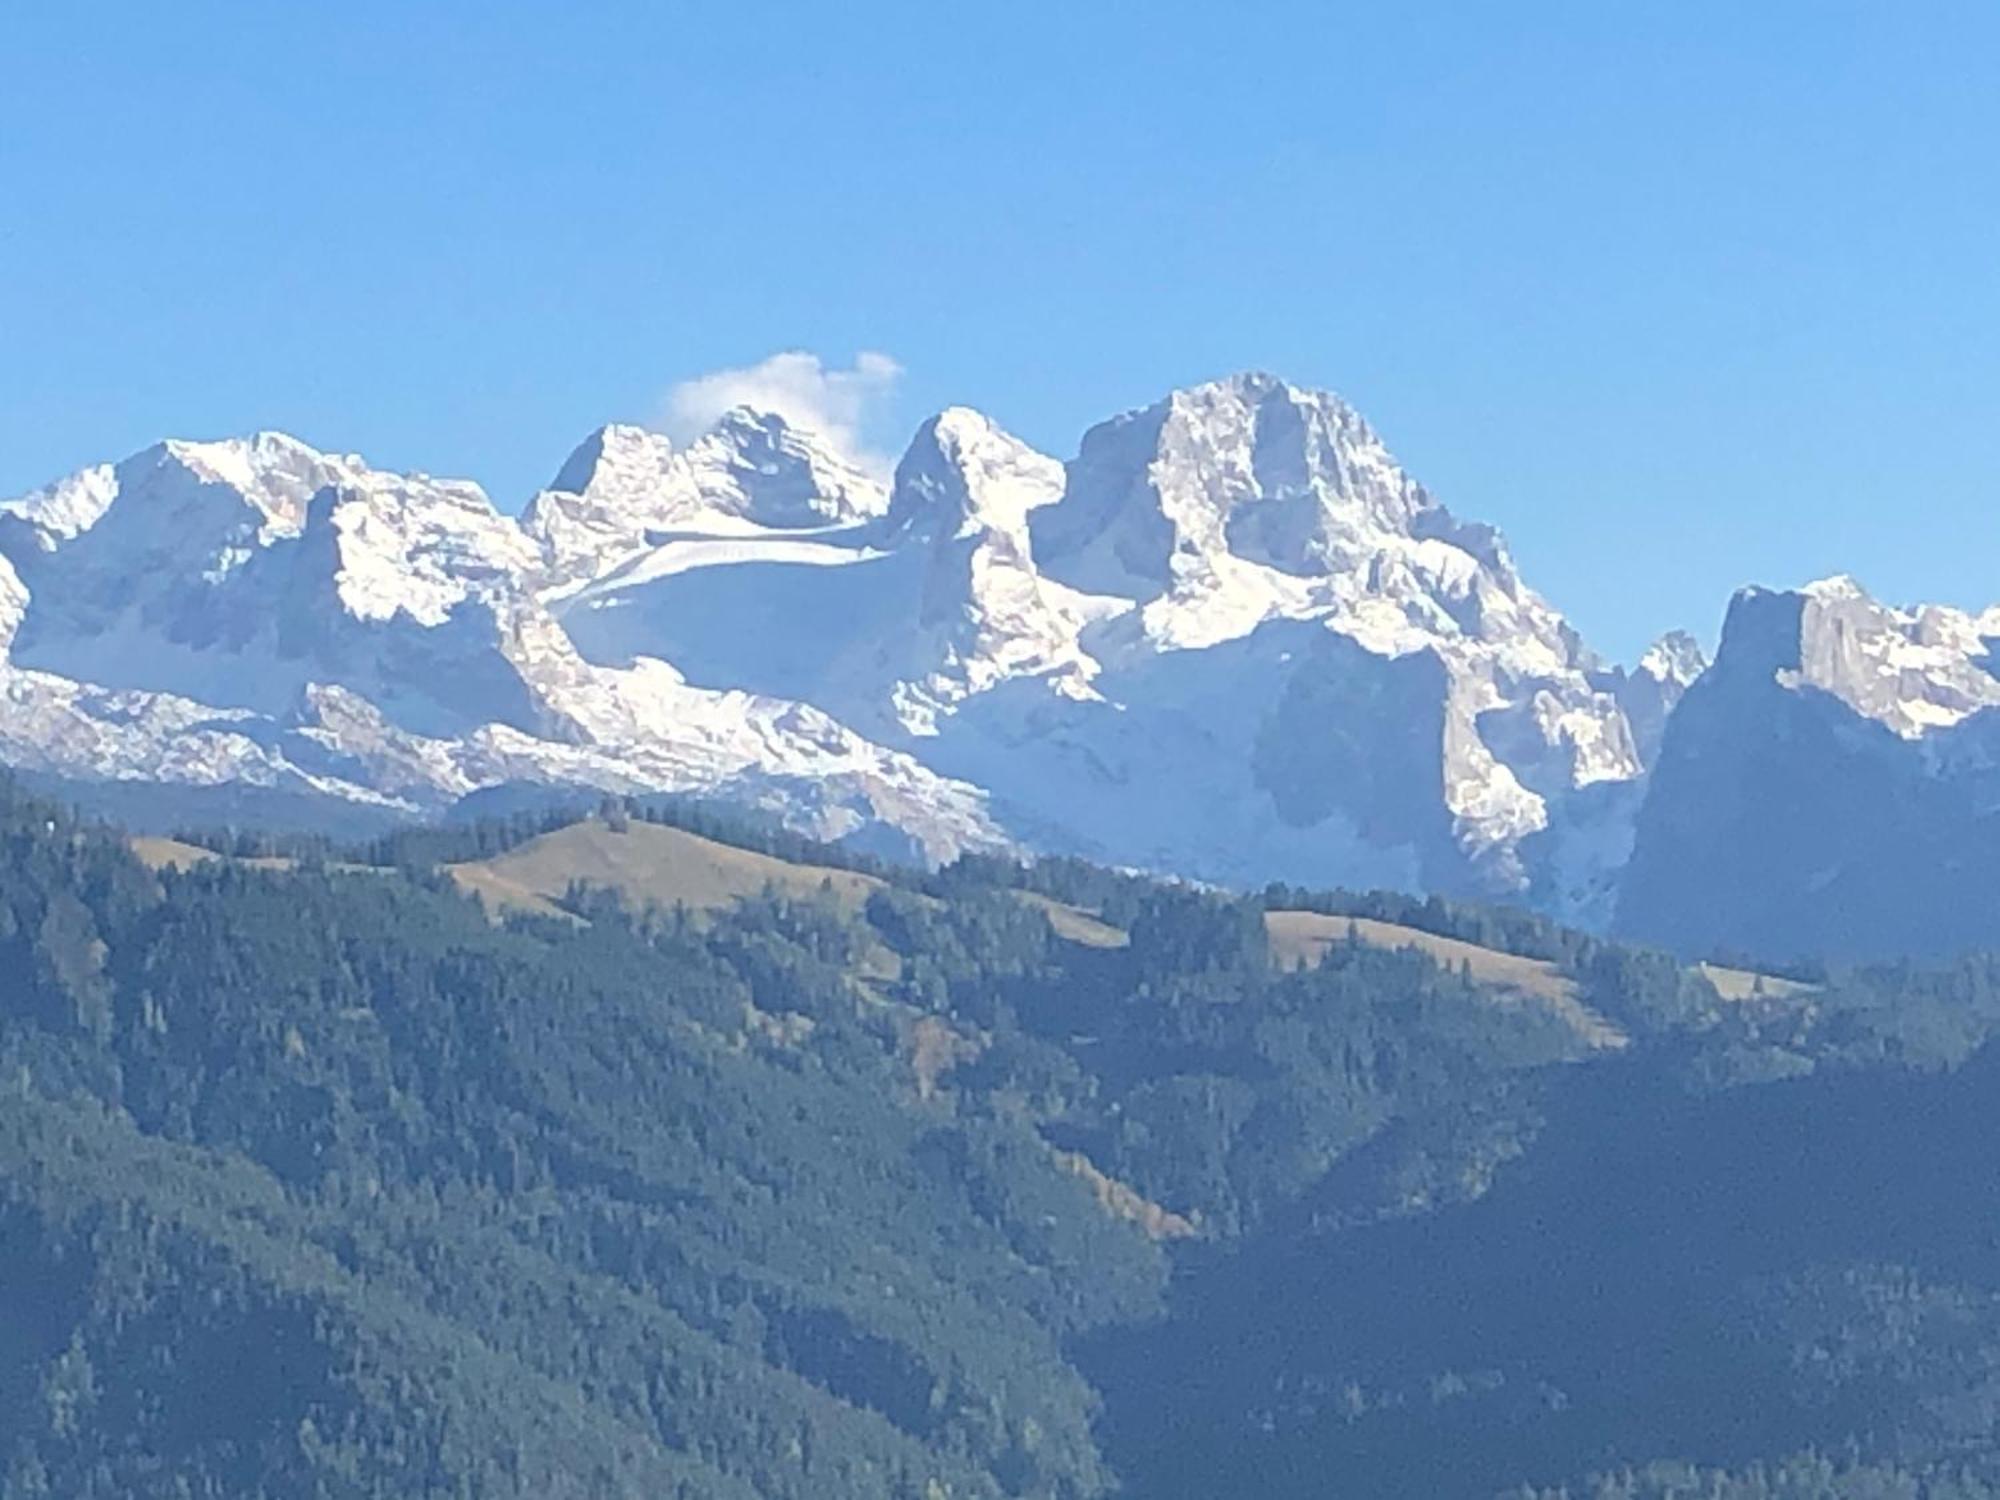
(137, 825), (1800, 1044)
(446, 818), (886, 920)
(128, 837), (297, 874)
(1263, 909), (1631, 1052)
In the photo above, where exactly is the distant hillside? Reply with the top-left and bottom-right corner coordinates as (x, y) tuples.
(13, 787), (2000, 1497)
(1265, 909), (1630, 1051)
(446, 816), (886, 919)
(128, 835), (294, 873)
(140, 807), (1807, 1037)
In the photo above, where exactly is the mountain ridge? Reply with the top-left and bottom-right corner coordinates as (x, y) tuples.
(8, 373), (1988, 955)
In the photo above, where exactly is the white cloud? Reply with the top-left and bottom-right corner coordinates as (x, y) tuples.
(663, 350), (904, 476)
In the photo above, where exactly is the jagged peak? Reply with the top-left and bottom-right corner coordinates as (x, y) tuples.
(886, 407), (1063, 543)
(1103, 372), (1414, 514)
(927, 404), (1008, 448)
(1636, 629), (1708, 686)
(593, 420), (668, 448)
(1207, 367), (1289, 395)
(6, 425), (519, 643)
(547, 423), (679, 501)
(706, 403), (800, 441)
(1034, 371), (1444, 598)
(1727, 574), (1905, 624)
(692, 405), (857, 474)
(136, 431), (495, 511)
(4, 431), (345, 544)
(1144, 370), (1377, 439)
(161, 428), (329, 470)
(682, 405), (888, 526)
(1, 460), (119, 545)
(523, 408), (890, 588)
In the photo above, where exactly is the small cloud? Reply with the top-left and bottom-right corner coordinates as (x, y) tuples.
(664, 350), (904, 476)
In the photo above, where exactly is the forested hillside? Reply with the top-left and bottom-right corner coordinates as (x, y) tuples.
(8, 783), (2000, 1497)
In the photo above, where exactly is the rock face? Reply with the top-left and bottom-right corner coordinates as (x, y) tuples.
(0, 374), (1711, 909)
(1616, 578), (2000, 960)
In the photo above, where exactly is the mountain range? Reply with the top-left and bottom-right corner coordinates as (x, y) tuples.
(4, 372), (1992, 959)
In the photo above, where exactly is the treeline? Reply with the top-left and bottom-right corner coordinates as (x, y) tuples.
(1515, 1454), (2000, 1498)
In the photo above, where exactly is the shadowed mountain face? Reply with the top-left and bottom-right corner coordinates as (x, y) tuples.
(1618, 580), (2000, 961)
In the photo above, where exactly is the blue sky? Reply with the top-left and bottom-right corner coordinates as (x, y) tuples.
(3, 2), (1996, 660)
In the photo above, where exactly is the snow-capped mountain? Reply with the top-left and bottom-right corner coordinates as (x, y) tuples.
(1617, 577), (2000, 959)
(0, 373), (1735, 915)
(0, 432), (573, 739)
(554, 374), (1668, 903)
(0, 429), (1001, 859)
(1607, 630), (1708, 764)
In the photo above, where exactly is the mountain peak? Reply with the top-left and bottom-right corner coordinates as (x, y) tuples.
(1161, 371), (1372, 436)
(682, 406), (888, 527)
(1172, 368), (1336, 407)
(161, 427), (326, 469)
(154, 432), (356, 526)
(928, 404), (1004, 447)
(1716, 575), (2000, 738)
(1799, 571), (1870, 602)
(886, 407), (1063, 543)
(1, 431), (359, 565)
(0, 460), (119, 547)
(1637, 629), (1708, 686)
(708, 404), (798, 440)
(1032, 371), (1437, 599)
(523, 409), (892, 596)
(547, 423), (679, 502)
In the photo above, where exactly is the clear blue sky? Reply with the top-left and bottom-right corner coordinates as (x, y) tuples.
(4, 2), (1996, 660)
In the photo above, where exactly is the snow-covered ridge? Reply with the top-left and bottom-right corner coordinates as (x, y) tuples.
(0, 421), (1003, 859)
(0, 462), (119, 545)
(0, 375), (1750, 912)
(523, 409), (888, 598)
(1636, 630), (1708, 690)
